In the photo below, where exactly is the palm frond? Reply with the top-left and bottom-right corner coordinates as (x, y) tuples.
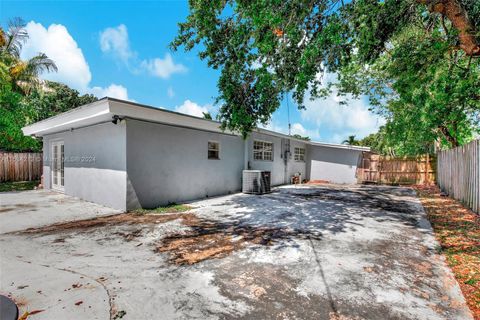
(0, 28), (6, 48)
(24, 53), (58, 77)
(2, 18), (28, 59)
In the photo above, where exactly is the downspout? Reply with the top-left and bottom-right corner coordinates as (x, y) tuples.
(244, 138), (249, 170)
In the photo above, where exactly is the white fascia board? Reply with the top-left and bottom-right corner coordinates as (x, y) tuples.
(108, 99), (237, 135)
(255, 127), (370, 151)
(309, 141), (370, 152)
(22, 99), (111, 136)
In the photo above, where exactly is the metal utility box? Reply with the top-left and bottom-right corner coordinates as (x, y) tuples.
(242, 170), (271, 194)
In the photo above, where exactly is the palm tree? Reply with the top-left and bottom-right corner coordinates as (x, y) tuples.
(0, 18), (57, 94)
(342, 135), (360, 146)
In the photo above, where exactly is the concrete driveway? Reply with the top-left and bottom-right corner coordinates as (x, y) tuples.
(0, 185), (473, 319)
(0, 190), (120, 234)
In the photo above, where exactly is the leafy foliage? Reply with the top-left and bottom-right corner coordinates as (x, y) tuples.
(0, 18), (57, 94)
(0, 81), (98, 152)
(173, 0), (480, 152)
(342, 135), (360, 146)
(291, 133), (311, 141)
(0, 18), (96, 152)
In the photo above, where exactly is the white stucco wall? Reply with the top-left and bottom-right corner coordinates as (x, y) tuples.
(42, 122), (127, 211)
(306, 145), (362, 184)
(287, 139), (308, 182)
(125, 119), (245, 209)
(246, 132), (285, 186)
(246, 133), (307, 185)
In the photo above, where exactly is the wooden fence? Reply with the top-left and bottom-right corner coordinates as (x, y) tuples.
(357, 152), (436, 185)
(437, 139), (480, 214)
(0, 152), (43, 182)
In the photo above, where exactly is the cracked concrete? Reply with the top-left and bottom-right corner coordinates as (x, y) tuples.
(0, 184), (474, 319)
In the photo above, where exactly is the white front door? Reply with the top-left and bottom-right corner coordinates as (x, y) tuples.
(51, 141), (64, 191)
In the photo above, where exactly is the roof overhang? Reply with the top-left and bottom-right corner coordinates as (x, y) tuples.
(309, 141), (370, 152)
(22, 98), (234, 137)
(22, 99), (111, 136)
(22, 97), (370, 152)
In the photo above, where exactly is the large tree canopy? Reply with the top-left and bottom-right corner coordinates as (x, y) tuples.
(172, 0), (479, 153)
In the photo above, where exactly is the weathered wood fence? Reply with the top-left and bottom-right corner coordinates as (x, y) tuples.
(0, 152), (43, 182)
(358, 153), (436, 185)
(437, 139), (480, 214)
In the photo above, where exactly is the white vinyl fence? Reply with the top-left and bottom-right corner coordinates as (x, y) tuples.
(437, 139), (480, 214)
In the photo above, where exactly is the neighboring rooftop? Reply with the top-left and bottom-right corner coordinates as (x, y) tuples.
(22, 97), (370, 152)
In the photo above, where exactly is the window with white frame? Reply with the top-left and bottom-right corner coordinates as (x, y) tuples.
(208, 141), (220, 159)
(253, 140), (273, 161)
(294, 147), (305, 162)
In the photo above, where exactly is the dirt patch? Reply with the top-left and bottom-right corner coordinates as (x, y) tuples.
(0, 207), (15, 213)
(20, 213), (189, 234)
(414, 185), (480, 320)
(157, 215), (322, 265)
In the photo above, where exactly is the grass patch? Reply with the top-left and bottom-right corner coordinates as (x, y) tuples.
(0, 180), (39, 192)
(132, 203), (193, 215)
(413, 185), (480, 320)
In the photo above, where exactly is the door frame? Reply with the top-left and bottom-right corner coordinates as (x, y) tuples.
(51, 140), (65, 192)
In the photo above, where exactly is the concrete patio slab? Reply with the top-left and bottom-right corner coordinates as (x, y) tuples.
(0, 185), (473, 319)
(0, 190), (121, 234)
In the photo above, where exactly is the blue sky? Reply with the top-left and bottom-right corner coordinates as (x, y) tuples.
(1, 0), (384, 143)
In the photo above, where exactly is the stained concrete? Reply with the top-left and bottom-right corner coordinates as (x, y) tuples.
(0, 185), (473, 319)
(0, 190), (120, 234)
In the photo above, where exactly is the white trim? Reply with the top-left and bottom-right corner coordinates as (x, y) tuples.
(253, 140), (274, 161)
(51, 140), (65, 192)
(294, 147), (306, 162)
(21, 97), (371, 152)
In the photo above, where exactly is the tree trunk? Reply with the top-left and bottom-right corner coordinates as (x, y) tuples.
(439, 125), (460, 148)
(417, 0), (480, 56)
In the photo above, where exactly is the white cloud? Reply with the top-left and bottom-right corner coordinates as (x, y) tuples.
(89, 84), (129, 100)
(21, 21), (130, 101)
(261, 121), (320, 140)
(22, 22), (92, 91)
(291, 123), (320, 139)
(99, 25), (187, 79)
(141, 53), (187, 79)
(175, 100), (212, 117)
(167, 86), (175, 98)
(99, 24), (134, 63)
(300, 72), (385, 142)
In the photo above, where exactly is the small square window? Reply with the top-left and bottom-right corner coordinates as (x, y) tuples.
(253, 140), (274, 161)
(208, 141), (220, 159)
(294, 147), (305, 162)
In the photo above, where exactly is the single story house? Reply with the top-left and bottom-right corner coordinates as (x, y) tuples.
(22, 97), (369, 211)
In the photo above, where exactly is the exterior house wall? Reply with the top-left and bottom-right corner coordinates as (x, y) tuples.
(287, 139), (308, 182)
(306, 145), (362, 184)
(42, 122), (127, 211)
(246, 132), (286, 186)
(125, 119), (244, 209)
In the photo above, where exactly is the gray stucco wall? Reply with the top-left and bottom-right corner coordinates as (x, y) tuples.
(287, 139), (307, 182)
(246, 133), (307, 185)
(42, 122), (127, 211)
(306, 145), (362, 184)
(126, 119), (245, 209)
(246, 132), (286, 186)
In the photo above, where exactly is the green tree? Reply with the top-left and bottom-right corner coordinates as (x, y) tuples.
(0, 81), (98, 152)
(0, 18), (57, 94)
(172, 0), (480, 147)
(292, 133), (310, 141)
(342, 135), (360, 146)
(202, 111), (213, 120)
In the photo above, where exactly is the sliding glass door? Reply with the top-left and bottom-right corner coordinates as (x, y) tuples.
(51, 141), (64, 191)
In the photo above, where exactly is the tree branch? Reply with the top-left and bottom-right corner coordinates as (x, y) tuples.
(417, 0), (480, 56)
